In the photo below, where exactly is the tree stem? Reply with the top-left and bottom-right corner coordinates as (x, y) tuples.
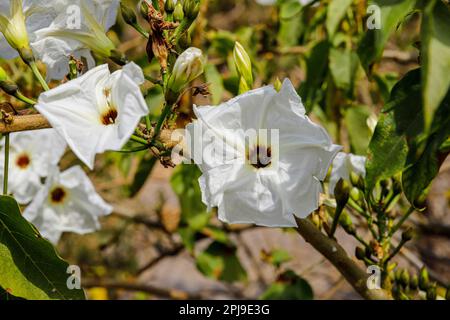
(29, 61), (50, 91)
(3, 133), (10, 195)
(295, 217), (392, 300)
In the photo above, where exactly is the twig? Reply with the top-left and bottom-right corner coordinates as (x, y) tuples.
(82, 279), (203, 299)
(136, 244), (184, 275)
(295, 218), (392, 300)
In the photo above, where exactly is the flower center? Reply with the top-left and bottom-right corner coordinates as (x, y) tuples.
(101, 108), (118, 125)
(15, 153), (30, 169)
(50, 187), (67, 204)
(247, 145), (272, 169)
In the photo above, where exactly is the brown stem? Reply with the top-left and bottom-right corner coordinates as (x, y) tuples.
(0, 114), (50, 133)
(295, 218), (392, 300)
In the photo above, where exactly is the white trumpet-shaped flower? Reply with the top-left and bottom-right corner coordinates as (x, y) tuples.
(0, 129), (67, 204)
(168, 47), (205, 93)
(32, 0), (119, 80)
(186, 79), (341, 227)
(329, 152), (366, 196)
(0, 0), (61, 59)
(23, 165), (113, 244)
(35, 62), (148, 169)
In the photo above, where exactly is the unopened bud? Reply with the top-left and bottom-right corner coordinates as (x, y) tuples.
(0, 66), (7, 82)
(121, 3), (138, 25)
(273, 78), (282, 92)
(400, 269), (410, 287)
(168, 47), (205, 93)
(339, 211), (355, 235)
(334, 178), (350, 208)
(410, 275), (418, 290)
(419, 267), (429, 291)
(233, 41), (253, 90)
(401, 227), (414, 242)
(173, 3), (185, 21)
(165, 0), (176, 13)
(183, 0), (200, 20)
(426, 285), (437, 300)
(140, 0), (149, 19)
(350, 187), (361, 202)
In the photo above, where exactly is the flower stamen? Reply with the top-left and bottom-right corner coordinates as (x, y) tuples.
(248, 145), (272, 169)
(15, 153), (31, 169)
(50, 186), (66, 204)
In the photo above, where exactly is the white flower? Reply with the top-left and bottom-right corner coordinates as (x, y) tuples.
(0, 0), (61, 59)
(35, 62), (148, 170)
(23, 165), (113, 244)
(168, 47), (205, 93)
(31, 0), (119, 80)
(0, 129), (67, 204)
(186, 79), (341, 227)
(329, 152), (366, 196)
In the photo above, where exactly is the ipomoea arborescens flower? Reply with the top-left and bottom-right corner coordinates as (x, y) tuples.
(35, 62), (148, 169)
(23, 165), (113, 244)
(0, 0), (60, 60)
(329, 152), (366, 196)
(167, 47), (205, 93)
(32, 0), (120, 80)
(0, 129), (67, 204)
(186, 79), (341, 227)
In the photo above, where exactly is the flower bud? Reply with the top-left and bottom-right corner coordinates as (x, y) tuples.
(426, 285), (437, 300)
(140, 0), (149, 19)
(165, 0), (176, 13)
(273, 78), (282, 92)
(168, 47), (205, 93)
(183, 0), (200, 20)
(350, 187), (361, 202)
(410, 275), (418, 290)
(419, 267), (429, 291)
(334, 178), (350, 208)
(233, 41), (253, 90)
(339, 211), (355, 235)
(400, 269), (410, 287)
(0, 66), (7, 82)
(121, 3), (138, 25)
(0, 3), (31, 55)
(401, 227), (414, 242)
(173, 3), (185, 22)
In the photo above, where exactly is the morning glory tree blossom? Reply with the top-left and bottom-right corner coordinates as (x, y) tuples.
(32, 0), (120, 80)
(329, 152), (366, 196)
(23, 165), (113, 244)
(35, 62), (148, 170)
(0, 129), (67, 204)
(0, 0), (61, 59)
(186, 79), (341, 227)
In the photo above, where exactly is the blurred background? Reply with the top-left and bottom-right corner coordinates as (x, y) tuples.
(1, 0), (448, 300)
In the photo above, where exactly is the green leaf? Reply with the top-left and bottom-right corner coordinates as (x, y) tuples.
(299, 40), (330, 112)
(329, 47), (358, 93)
(260, 270), (313, 300)
(421, 0), (450, 131)
(0, 196), (85, 300)
(358, 0), (416, 73)
(326, 0), (353, 38)
(278, 0), (304, 48)
(402, 91), (450, 206)
(196, 241), (247, 283)
(384, 68), (424, 138)
(344, 105), (372, 155)
(205, 64), (224, 105)
(129, 155), (157, 197)
(365, 113), (408, 193)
